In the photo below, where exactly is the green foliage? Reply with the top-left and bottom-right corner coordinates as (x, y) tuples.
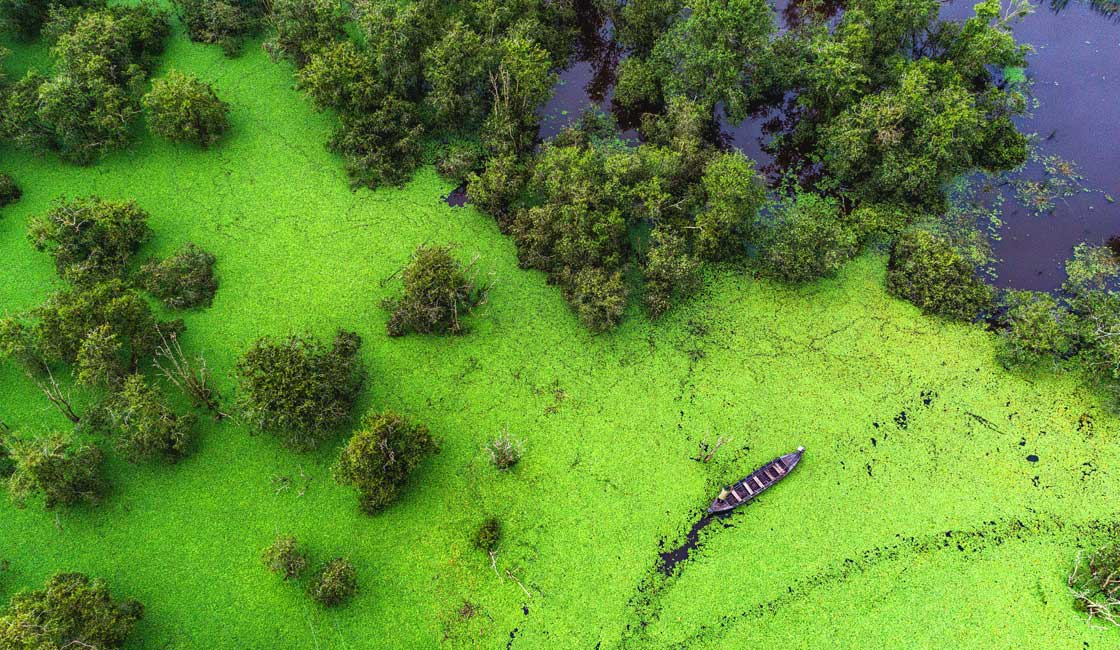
(466, 153), (527, 223)
(328, 98), (424, 190)
(7, 433), (105, 509)
(28, 280), (176, 371)
(484, 431), (523, 471)
(422, 20), (491, 127)
(28, 196), (150, 282)
(143, 71), (230, 147)
(141, 242), (218, 310)
(613, 0), (684, 55)
(306, 558), (357, 607)
(0, 173), (21, 208)
(0, 572), (143, 650)
(174, 0), (264, 56)
(381, 244), (489, 337)
(0, 0), (89, 38)
(474, 517), (501, 553)
(643, 228), (701, 319)
(1063, 244), (1118, 297)
(435, 140), (487, 184)
(261, 534), (307, 580)
(108, 375), (196, 463)
(334, 411), (437, 514)
(695, 151), (766, 261)
(297, 40), (382, 114)
(886, 228), (993, 320)
(235, 330), (364, 451)
(998, 290), (1076, 367)
(759, 192), (858, 283)
(4, 4), (171, 164)
(262, 0), (344, 68)
(480, 34), (555, 158)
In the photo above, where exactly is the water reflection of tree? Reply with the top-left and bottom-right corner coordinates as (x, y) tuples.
(1049, 0), (1119, 19)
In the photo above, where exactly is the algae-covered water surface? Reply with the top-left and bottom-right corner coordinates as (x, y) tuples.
(2, 2), (1120, 649)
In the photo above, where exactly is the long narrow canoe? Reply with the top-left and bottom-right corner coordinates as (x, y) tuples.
(707, 446), (805, 513)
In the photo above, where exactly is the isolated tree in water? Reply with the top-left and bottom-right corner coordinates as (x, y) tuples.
(7, 433), (106, 509)
(334, 411), (437, 513)
(143, 71), (231, 147)
(382, 244), (490, 337)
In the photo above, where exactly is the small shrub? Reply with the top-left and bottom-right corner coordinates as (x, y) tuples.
(474, 517), (501, 553)
(0, 173), (21, 208)
(236, 330), (364, 451)
(382, 244), (489, 337)
(306, 557), (356, 607)
(886, 228), (994, 321)
(261, 534), (307, 580)
(334, 411), (437, 513)
(108, 375), (197, 463)
(28, 197), (151, 282)
(758, 192), (858, 283)
(485, 431), (524, 471)
(998, 290), (1075, 367)
(0, 572), (143, 649)
(1069, 543), (1120, 627)
(7, 433), (106, 509)
(143, 71), (231, 147)
(141, 243), (218, 309)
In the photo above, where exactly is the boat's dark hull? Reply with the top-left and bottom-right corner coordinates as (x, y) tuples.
(707, 447), (804, 513)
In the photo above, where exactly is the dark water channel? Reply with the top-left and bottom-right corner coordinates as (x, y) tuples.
(537, 0), (1120, 291)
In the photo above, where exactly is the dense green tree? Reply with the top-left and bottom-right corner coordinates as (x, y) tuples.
(261, 534), (307, 580)
(0, 173), (20, 208)
(306, 558), (357, 607)
(7, 433), (105, 509)
(480, 34), (555, 157)
(262, 0), (344, 68)
(382, 244), (489, 337)
(236, 330), (364, 451)
(998, 290), (1076, 367)
(561, 266), (629, 332)
(466, 153), (528, 223)
(643, 227), (700, 318)
(885, 227), (994, 320)
(143, 71), (230, 147)
(695, 151), (766, 261)
(108, 374), (196, 463)
(328, 98), (424, 190)
(174, 0), (264, 56)
(334, 411), (437, 513)
(1061, 245), (1120, 380)
(28, 280), (176, 371)
(297, 40), (383, 114)
(435, 139), (487, 184)
(758, 192), (858, 283)
(0, 572), (143, 649)
(0, 0), (89, 38)
(422, 21), (491, 127)
(613, 0), (684, 56)
(141, 242), (219, 310)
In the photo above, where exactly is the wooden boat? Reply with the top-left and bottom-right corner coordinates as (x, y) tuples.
(707, 446), (805, 513)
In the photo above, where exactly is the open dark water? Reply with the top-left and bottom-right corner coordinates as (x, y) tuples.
(537, 0), (1120, 291)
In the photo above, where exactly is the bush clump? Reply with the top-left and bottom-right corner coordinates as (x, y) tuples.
(758, 192), (858, 283)
(141, 242), (218, 309)
(261, 534), (308, 580)
(334, 411), (437, 514)
(236, 330), (364, 451)
(7, 433), (106, 509)
(0, 572), (143, 649)
(108, 374), (196, 463)
(143, 71), (231, 147)
(382, 244), (489, 337)
(173, 0), (264, 56)
(474, 517), (501, 553)
(306, 557), (357, 607)
(998, 290), (1076, 367)
(28, 197), (151, 283)
(886, 228), (994, 321)
(484, 431), (524, 471)
(0, 173), (21, 208)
